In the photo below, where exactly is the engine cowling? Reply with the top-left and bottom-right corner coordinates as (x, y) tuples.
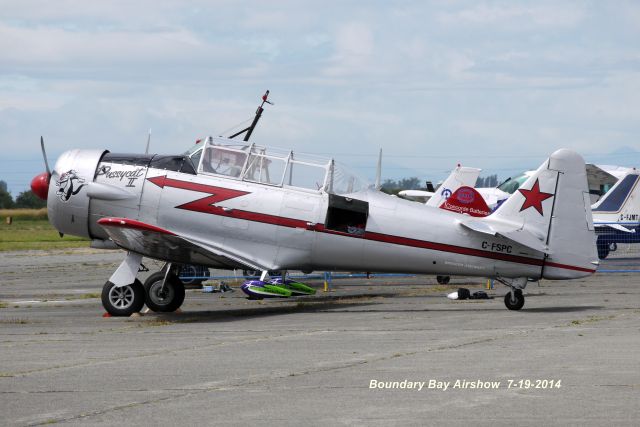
(47, 149), (106, 239)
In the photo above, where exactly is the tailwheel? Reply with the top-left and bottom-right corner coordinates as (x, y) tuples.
(102, 279), (145, 316)
(504, 289), (525, 310)
(144, 272), (185, 313)
(436, 275), (450, 285)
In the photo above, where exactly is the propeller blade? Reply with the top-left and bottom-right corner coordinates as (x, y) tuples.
(40, 136), (51, 176)
(145, 128), (151, 154)
(375, 148), (382, 190)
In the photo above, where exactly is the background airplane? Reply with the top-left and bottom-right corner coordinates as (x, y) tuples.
(590, 171), (640, 258)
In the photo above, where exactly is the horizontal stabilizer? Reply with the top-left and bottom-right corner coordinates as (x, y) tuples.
(460, 219), (551, 254)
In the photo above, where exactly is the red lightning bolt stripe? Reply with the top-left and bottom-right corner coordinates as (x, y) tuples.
(147, 175), (250, 215)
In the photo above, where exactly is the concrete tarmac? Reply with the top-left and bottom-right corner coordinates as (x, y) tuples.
(0, 248), (639, 426)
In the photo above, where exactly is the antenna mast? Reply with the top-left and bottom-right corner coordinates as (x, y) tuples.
(228, 90), (273, 141)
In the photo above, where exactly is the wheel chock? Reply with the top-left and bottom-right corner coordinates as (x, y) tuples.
(102, 312), (112, 318)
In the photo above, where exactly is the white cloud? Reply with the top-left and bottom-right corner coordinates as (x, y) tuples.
(323, 22), (375, 77)
(438, 2), (586, 29)
(0, 23), (210, 67)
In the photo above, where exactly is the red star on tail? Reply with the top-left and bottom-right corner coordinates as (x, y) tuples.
(518, 178), (553, 215)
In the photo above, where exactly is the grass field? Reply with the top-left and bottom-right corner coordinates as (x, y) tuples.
(0, 210), (89, 251)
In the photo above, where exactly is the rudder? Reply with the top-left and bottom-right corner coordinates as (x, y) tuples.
(492, 149), (597, 279)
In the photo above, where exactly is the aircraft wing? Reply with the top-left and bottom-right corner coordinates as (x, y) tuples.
(459, 218), (551, 254)
(97, 217), (269, 271)
(594, 223), (636, 233)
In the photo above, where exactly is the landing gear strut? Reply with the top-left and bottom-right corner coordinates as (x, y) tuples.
(101, 279), (145, 316)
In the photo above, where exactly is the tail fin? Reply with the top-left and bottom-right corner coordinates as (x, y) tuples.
(491, 149), (597, 278)
(592, 170), (640, 214)
(426, 165), (480, 207)
(439, 186), (491, 217)
(591, 171), (640, 233)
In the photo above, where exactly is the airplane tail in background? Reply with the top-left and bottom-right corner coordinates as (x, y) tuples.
(461, 149), (598, 279)
(591, 171), (640, 232)
(439, 186), (491, 217)
(426, 166), (480, 207)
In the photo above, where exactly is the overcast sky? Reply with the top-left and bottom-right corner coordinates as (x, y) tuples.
(1, 0), (639, 195)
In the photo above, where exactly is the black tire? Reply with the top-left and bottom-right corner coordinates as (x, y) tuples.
(144, 272), (186, 313)
(596, 237), (610, 259)
(596, 243), (610, 260)
(436, 275), (450, 285)
(504, 289), (525, 310)
(101, 279), (145, 316)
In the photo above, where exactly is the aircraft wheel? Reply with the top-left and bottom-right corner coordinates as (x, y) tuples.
(504, 289), (525, 310)
(436, 275), (450, 285)
(102, 279), (145, 316)
(144, 272), (185, 313)
(596, 243), (609, 259)
(596, 237), (610, 259)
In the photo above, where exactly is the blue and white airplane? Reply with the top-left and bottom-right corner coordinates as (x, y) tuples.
(591, 171), (640, 259)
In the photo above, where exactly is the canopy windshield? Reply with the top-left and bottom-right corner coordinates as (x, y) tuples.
(195, 137), (370, 194)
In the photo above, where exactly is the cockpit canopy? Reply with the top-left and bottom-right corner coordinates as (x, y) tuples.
(184, 137), (369, 195)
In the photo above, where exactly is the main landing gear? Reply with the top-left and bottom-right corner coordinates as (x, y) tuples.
(101, 279), (145, 316)
(101, 255), (187, 316)
(143, 270), (185, 313)
(494, 277), (528, 310)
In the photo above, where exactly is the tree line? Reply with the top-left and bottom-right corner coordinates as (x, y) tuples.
(0, 180), (46, 209)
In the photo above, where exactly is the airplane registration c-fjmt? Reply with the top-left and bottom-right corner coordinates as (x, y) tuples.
(30, 108), (599, 316)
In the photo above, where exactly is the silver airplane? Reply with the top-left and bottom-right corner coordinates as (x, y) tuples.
(30, 132), (599, 315)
